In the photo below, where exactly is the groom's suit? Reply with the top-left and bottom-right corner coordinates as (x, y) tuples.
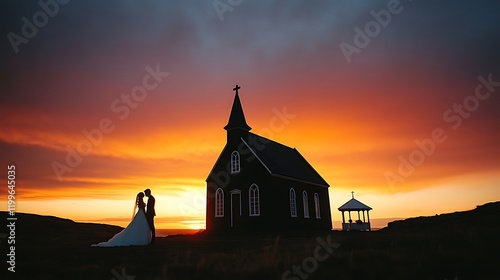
(145, 195), (156, 244)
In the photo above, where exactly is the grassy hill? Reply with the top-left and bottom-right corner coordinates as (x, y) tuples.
(2, 202), (499, 279)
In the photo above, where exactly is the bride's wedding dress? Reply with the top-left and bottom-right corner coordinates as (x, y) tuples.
(92, 207), (151, 247)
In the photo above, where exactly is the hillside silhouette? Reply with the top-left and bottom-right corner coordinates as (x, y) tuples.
(2, 202), (499, 279)
(386, 201), (500, 230)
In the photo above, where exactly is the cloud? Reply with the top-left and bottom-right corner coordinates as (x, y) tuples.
(1, 1), (499, 223)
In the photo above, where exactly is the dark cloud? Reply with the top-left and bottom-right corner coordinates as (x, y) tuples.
(1, 0), (499, 201)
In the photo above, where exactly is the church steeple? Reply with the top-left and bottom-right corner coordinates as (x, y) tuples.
(224, 85), (252, 133)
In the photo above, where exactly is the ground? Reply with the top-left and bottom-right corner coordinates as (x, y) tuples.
(2, 202), (499, 279)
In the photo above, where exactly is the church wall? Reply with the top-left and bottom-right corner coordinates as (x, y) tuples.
(206, 138), (273, 231)
(206, 151), (333, 232)
(206, 137), (333, 232)
(267, 177), (333, 231)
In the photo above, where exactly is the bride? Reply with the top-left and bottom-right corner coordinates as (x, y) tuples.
(92, 192), (151, 247)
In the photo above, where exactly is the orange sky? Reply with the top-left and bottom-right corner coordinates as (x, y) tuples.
(1, 1), (499, 229)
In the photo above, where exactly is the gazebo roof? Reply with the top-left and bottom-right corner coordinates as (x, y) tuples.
(338, 193), (372, 211)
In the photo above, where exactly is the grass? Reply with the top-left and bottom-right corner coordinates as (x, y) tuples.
(2, 202), (499, 279)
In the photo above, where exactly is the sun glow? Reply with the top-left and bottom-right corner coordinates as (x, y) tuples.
(2, 1), (500, 231)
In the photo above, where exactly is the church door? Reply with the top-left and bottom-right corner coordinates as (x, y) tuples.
(230, 189), (242, 228)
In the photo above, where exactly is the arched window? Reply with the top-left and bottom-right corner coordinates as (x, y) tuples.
(303, 190), (309, 218)
(230, 151), (240, 174)
(314, 193), (321, 219)
(215, 188), (224, 217)
(249, 184), (260, 216)
(289, 188), (297, 217)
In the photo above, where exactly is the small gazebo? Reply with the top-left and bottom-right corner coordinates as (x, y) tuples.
(338, 191), (372, 231)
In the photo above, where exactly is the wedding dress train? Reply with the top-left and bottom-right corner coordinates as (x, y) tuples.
(92, 208), (151, 247)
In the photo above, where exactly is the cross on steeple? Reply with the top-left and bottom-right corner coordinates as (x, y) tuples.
(233, 84), (241, 94)
(351, 191), (355, 199)
(224, 84), (251, 134)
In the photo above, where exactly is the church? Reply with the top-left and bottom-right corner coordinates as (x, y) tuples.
(206, 85), (333, 232)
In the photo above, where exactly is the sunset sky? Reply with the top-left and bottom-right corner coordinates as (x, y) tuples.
(1, 1), (499, 230)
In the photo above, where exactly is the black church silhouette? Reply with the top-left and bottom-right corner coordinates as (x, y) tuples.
(206, 85), (332, 231)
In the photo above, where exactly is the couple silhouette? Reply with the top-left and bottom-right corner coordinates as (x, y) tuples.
(92, 189), (156, 247)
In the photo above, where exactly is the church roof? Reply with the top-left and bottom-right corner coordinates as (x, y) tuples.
(208, 86), (328, 188)
(224, 91), (251, 132)
(242, 132), (329, 187)
(338, 197), (372, 211)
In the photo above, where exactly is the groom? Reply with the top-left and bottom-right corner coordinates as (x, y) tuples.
(144, 188), (156, 244)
